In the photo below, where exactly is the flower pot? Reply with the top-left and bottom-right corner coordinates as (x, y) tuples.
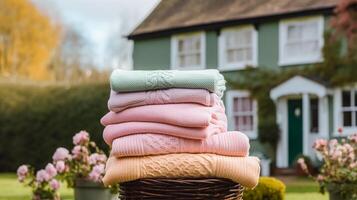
(328, 183), (357, 200)
(74, 179), (114, 200)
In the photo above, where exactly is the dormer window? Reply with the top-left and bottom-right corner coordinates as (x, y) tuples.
(279, 16), (324, 66)
(218, 26), (258, 71)
(171, 32), (205, 69)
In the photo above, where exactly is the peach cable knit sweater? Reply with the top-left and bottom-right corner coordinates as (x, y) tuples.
(103, 154), (260, 189)
(111, 131), (250, 157)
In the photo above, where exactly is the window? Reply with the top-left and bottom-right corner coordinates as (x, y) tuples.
(341, 90), (357, 127)
(171, 32), (205, 69)
(310, 98), (319, 133)
(279, 16), (324, 66)
(226, 91), (257, 138)
(219, 26), (257, 70)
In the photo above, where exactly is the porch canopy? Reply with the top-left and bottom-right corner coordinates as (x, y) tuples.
(269, 75), (330, 168)
(270, 75), (329, 101)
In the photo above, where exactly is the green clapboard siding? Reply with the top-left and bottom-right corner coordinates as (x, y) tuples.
(258, 22), (279, 68)
(288, 99), (303, 166)
(133, 37), (171, 70)
(206, 31), (218, 69)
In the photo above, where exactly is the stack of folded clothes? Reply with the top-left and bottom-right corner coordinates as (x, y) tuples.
(101, 69), (260, 189)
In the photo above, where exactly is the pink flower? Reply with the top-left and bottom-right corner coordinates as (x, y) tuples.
(73, 130), (90, 145)
(55, 161), (66, 173)
(89, 153), (107, 165)
(297, 158), (308, 171)
(338, 127), (343, 134)
(45, 163), (57, 178)
(49, 179), (60, 190)
(36, 169), (50, 183)
(52, 147), (70, 161)
(317, 175), (325, 182)
(349, 134), (357, 143)
(329, 139), (338, 146)
(313, 139), (328, 151)
(88, 164), (105, 182)
(17, 165), (28, 182)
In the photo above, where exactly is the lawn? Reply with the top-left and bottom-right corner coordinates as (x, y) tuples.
(0, 174), (328, 200)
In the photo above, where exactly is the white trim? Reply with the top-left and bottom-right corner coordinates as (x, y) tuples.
(333, 87), (357, 136)
(276, 98), (288, 167)
(302, 94), (310, 155)
(218, 25), (258, 71)
(226, 90), (258, 139)
(170, 32), (206, 70)
(278, 16), (324, 66)
(270, 76), (328, 101)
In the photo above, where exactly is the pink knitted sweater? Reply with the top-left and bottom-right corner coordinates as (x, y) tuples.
(111, 131), (249, 157)
(103, 122), (223, 145)
(108, 88), (219, 112)
(101, 103), (226, 129)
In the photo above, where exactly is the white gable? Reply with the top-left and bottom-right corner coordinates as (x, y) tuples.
(270, 75), (329, 100)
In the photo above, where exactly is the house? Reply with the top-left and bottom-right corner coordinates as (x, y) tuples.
(127, 0), (356, 168)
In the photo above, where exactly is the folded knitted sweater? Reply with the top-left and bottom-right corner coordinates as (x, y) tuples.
(101, 103), (227, 129)
(110, 69), (226, 97)
(111, 131), (249, 157)
(102, 154), (260, 188)
(108, 88), (219, 112)
(103, 122), (223, 145)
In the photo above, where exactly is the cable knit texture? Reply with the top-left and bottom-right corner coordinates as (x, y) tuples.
(101, 103), (227, 129)
(111, 131), (249, 157)
(103, 122), (223, 145)
(103, 154), (260, 188)
(110, 69), (226, 97)
(108, 88), (219, 112)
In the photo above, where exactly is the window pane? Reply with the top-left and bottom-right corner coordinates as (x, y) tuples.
(303, 41), (319, 54)
(355, 111), (357, 126)
(355, 91), (357, 106)
(302, 23), (318, 40)
(233, 98), (240, 112)
(310, 99), (319, 133)
(343, 111), (352, 126)
(342, 91), (351, 107)
(287, 25), (301, 41)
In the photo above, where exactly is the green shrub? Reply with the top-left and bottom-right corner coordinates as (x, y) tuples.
(244, 177), (286, 200)
(0, 82), (110, 171)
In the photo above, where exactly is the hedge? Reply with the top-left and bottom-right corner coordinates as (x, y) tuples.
(0, 82), (110, 171)
(244, 177), (286, 200)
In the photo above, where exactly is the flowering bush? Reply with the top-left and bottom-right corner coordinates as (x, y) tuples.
(298, 133), (357, 199)
(17, 130), (115, 200)
(17, 164), (61, 200)
(53, 130), (107, 187)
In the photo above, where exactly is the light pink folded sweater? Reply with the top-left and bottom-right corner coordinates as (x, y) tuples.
(101, 103), (227, 129)
(108, 88), (219, 112)
(103, 122), (223, 145)
(111, 131), (250, 157)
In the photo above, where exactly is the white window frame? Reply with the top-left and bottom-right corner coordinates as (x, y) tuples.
(333, 87), (357, 136)
(170, 32), (206, 70)
(226, 90), (258, 139)
(279, 16), (324, 66)
(218, 25), (258, 71)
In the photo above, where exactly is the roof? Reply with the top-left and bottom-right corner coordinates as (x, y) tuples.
(129, 0), (338, 39)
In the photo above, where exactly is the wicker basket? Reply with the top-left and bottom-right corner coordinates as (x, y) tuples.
(118, 178), (244, 200)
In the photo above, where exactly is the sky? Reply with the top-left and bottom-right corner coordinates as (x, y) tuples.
(31, 0), (160, 69)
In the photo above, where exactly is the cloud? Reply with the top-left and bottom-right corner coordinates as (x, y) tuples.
(31, 0), (160, 69)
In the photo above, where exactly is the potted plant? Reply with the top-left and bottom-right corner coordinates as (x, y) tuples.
(18, 130), (118, 200)
(17, 164), (61, 200)
(52, 131), (118, 200)
(298, 133), (357, 200)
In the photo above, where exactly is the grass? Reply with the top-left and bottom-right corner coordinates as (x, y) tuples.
(0, 174), (328, 200)
(0, 173), (73, 200)
(282, 176), (328, 200)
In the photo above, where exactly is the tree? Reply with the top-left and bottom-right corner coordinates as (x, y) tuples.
(0, 0), (59, 80)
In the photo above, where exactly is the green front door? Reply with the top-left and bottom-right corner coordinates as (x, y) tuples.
(288, 99), (303, 166)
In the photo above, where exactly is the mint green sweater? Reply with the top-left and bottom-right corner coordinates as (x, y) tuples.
(110, 69), (226, 97)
